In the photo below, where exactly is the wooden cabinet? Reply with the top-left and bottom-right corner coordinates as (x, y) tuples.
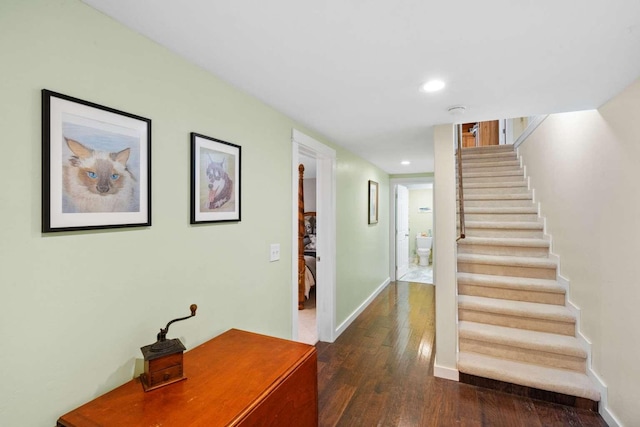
(57, 329), (318, 426)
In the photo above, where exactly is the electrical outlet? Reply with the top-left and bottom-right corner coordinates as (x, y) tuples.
(269, 243), (280, 262)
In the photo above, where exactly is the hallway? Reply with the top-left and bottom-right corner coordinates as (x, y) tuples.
(315, 281), (606, 426)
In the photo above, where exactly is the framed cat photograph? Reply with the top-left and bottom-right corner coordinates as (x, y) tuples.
(190, 133), (241, 224)
(42, 89), (152, 233)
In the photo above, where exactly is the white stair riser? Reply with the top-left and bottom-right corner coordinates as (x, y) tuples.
(464, 199), (534, 208)
(458, 309), (575, 335)
(458, 283), (565, 305)
(459, 339), (586, 372)
(464, 212), (539, 221)
(457, 242), (549, 258)
(458, 261), (557, 280)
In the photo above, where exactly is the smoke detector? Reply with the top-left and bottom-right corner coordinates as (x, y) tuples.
(447, 105), (467, 115)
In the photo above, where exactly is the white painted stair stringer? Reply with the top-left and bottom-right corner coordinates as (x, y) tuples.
(519, 150), (618, 426)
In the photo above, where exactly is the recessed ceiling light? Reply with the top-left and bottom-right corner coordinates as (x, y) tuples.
(421, 79), (445, 93)
(401, 160), (411, 165)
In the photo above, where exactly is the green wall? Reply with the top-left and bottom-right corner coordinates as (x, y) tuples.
(0, 1), (390, 425)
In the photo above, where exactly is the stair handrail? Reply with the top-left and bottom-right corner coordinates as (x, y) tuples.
(456, 123), (466, 241)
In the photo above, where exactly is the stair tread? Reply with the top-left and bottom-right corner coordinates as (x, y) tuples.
(458, 295), (574, 322)
(464, 206), (538, 214)
(458, 236), (550, 248)
(463, 170), (523, 178)
(464, 193), (532, 200)
(458, 352), (600, 401)
(459, 321), (586, 358)
(463, 160), (521, 169)
(457, 253), (556, 268)
(465, 221), (543, 229)
(457, 272), (564, 293)
(461, 145), (515, 152)
(464, 182), (528, 189)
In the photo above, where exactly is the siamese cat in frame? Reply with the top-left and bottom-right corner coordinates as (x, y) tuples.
(42, 90), (151, 232)
(191, 133), (241, 224)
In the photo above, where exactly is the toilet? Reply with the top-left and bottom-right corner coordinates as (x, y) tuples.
(416, 234), (432, 266)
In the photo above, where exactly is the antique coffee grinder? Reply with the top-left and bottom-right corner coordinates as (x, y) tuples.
(140, 304), (197, 391)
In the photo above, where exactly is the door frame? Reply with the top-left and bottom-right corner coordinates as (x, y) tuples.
(395, 184), (410, 279)
(389, 177), (434, 281)
(291, 129), (337, 343)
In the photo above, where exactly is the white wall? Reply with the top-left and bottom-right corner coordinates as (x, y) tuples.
(0, 1), (391, 425)
(303, 178), (317, 212)
(433, 124), (458, 380)
(518, 78), (640, 425)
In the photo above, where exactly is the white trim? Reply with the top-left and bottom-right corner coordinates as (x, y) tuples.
(513, 115), (548, 148)
(335, 278), (390, 337)
(291, 129), (337, 343)
(434, 357), (460, 381)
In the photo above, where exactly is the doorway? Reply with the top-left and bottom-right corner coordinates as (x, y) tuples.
(291, 129), (337, 344)
(389, 178), (434, 284)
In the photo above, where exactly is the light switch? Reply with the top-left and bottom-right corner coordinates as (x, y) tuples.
(270, 243), (280, 262)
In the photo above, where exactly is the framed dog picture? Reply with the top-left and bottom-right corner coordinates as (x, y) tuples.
(190, 133), (241, 224)
(42, 89), (151, 233)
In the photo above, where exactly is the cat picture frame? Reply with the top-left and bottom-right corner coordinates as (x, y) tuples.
(42, 89), (152, 232)
(190, 133), (241, 224)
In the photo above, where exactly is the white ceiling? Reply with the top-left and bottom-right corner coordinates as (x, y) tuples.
(83, 0), (640, 174)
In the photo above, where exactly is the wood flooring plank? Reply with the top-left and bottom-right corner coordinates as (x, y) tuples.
(316, 281), (607, 426)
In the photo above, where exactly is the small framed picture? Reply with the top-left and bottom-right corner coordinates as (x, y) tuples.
(42, 89), (151, 233)
(368, 180), (378, 224)
(190, 133), (241, 224)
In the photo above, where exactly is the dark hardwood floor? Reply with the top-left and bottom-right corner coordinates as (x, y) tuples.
(316, 281), (607, 427)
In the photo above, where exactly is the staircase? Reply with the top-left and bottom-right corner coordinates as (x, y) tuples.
(456, 144), (600, 407)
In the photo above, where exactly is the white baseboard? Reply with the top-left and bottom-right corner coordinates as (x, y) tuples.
(334, 277), (390, 339)
(434, 357), (459, 381)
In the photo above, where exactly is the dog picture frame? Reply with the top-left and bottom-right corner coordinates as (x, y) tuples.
(190, 133), (241, 224)
(368, 180), (378, 224)
(42, 89), (151, 233)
